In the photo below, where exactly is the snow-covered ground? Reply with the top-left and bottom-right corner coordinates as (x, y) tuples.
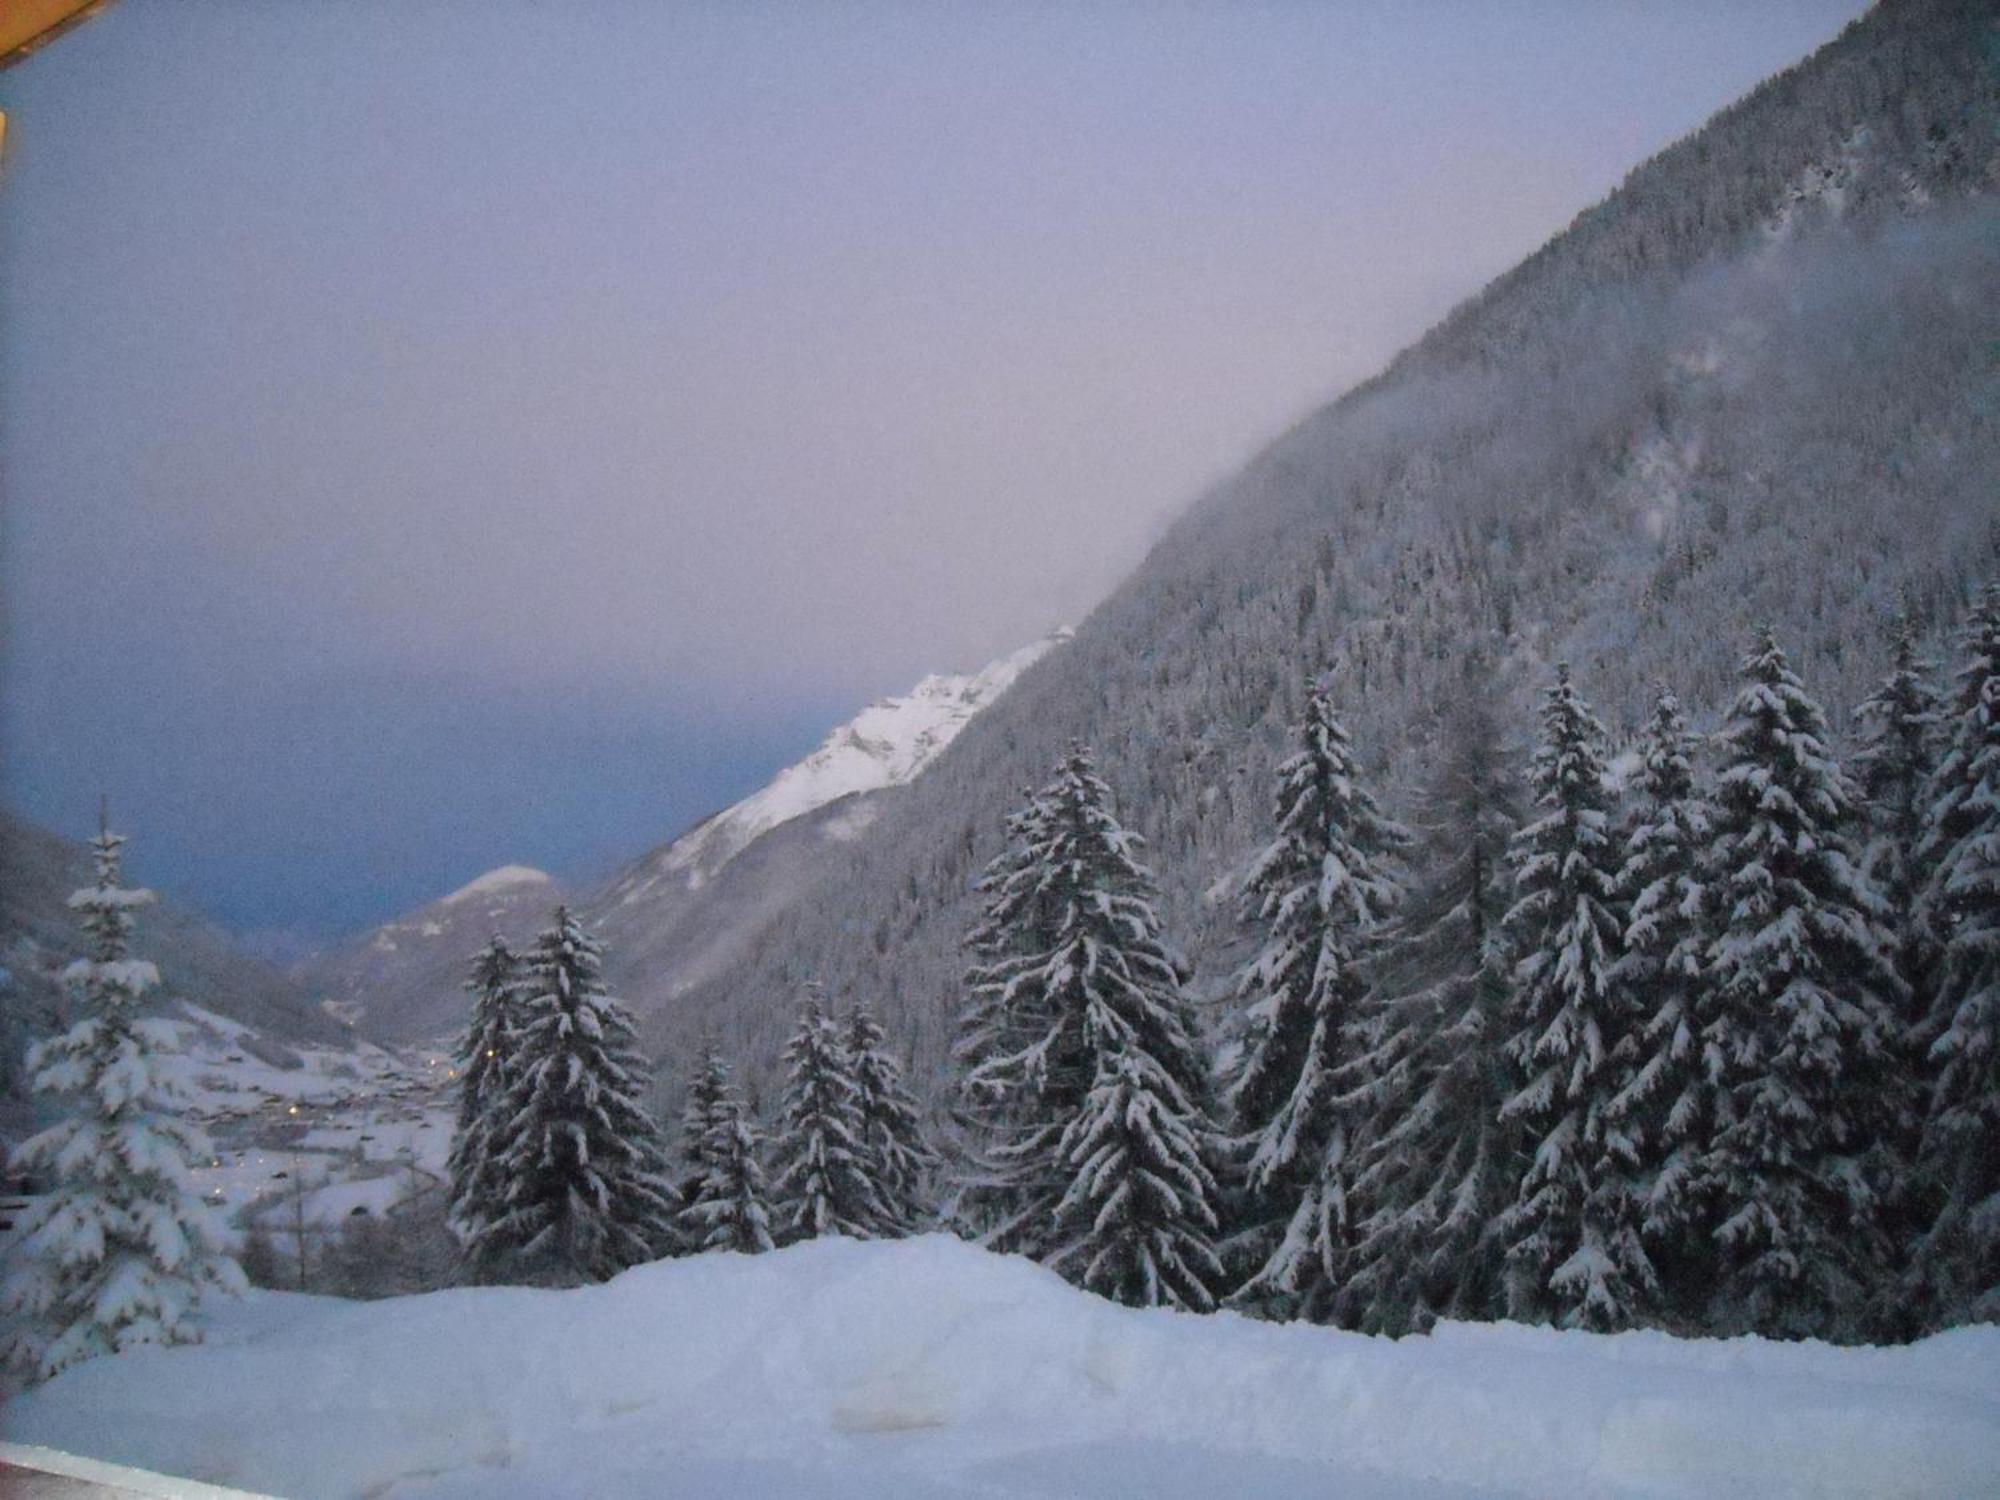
(6, 1235), (1994, 1500)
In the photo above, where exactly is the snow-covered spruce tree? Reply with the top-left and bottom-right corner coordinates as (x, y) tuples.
(847, 1005), (939, 1236)
(1222, 679), (1407, 1324)
(1, 819), (244, 1385)
(678, 1048), (775, 1256)
(1910, 583), (2000, 1326)
(1030, 747), (1222, 1312)
(1608, 688), (1715, 1323)
(1344, 682), (1525, 1335)
(949, 780), (1082, 1253)
(771, 994), (881, 1243)
(467, 907), (678, 1284)
(1857, 624), (1946, 1049)
(445, 936), (522, 1255)
(1856, 622), (1945, 994)
(1851, 620), (1946, 1328)
(1696, 628), (1904, 1339)
(1495, 665), (1652, 1330)
(676, 1042), (735, 1218)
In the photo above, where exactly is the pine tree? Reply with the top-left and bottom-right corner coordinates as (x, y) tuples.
(847, 1006), (938, 1236)
(445, 936), (522, 1254)
(1910, 583), (2000, 1325)
(950, 780), (1085, 1253)
(1852, 621), (1946, 1331)
(1856, 622), (1946, 968)
(1856, 621), (1946, 1110)
(676, 1042), (735, 1218)
(1026, 747), (1222, 1311)
(468, 907), (678, 1284)
(1, 816), (244, 1384)
(678, 1048), (775, 1256)
(1696, 628), (1903, 1338)
(1054, 1048), (1223, 1312)
(1496, 665), (1651, 1330)
(1346, 685), (1524, 1335)
(1610, 688), (1714, 1322)
(771, 994), (880, 1243)
(1223, 680), (1407, 1323)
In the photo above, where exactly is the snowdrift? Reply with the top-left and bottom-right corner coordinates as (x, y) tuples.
(4, 1235), (1995, 1499)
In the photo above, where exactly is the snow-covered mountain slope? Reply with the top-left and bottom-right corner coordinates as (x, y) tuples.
(616, 627), (1070, 901)
(153, 1002), (454, 1242)
(654, 0), (2000, 1107)
(436, 864), (552, 909)
(0, 808), (349, 1048)
(1, 807), (357, 1147)
(294, 864), (561, 1041)
(9, 1235), (1997, 1499)
(304, 632), (1066, 1047)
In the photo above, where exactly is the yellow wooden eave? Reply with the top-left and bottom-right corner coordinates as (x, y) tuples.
(1, 0), (110, 71)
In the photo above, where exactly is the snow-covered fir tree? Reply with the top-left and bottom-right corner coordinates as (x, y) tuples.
(846, 1005), (938, 1236)
(445, 935), (522, 1255)
(1054, 1046), (1223, 1312)
(1223, 679), (1407, 1323)
(0, 818), (244, 1385)
(771, 994), (881, 1243)
(677, 1046), (775, 1256)
(1345, 680), (1524, 1334)
(1856, 621), (1946, 1077)
(1496, 664), (1651, 1330)
(1851, 620), (1947, 1326)
(950, 780), (1084, 1253)
(1609, 688), (1714, 1321)
(1910, 583), (2000, 1326)
(1013, 746), (1221, 1311)
(1856, 621), (1946, 966)
(676, 1041), (734, 1216)
(1696, 628), (1904, 1338)
(467, 907), (678, 1284)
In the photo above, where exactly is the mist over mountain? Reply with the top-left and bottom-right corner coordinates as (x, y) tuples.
(618, 0), (1999, 1108)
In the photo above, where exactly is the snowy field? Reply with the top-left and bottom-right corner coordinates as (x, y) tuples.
(5, 1236), (1995, 1500)
(146, 1004), (453, 1240)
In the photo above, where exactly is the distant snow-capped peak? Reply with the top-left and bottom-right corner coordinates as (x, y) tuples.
(641, 627), (1071, 894)
(361, 865), (554, 956)
(440, 864), (552, 907)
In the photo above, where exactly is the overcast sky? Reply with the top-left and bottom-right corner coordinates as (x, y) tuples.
(1, 0), (1870, 947)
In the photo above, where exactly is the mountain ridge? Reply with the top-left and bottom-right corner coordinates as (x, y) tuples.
(638, 0), (2000, 1107)
(301, 628), (1073, 1043)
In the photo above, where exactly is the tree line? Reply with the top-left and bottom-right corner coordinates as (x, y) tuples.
(444, 582), (1997, 1344)
(949, 586), (1999, 1341)
(444, 910), (938, 1284)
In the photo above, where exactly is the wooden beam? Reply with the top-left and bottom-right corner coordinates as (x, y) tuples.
(1, 0), (112, 72)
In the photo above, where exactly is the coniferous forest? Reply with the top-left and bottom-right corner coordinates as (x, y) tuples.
(423, 598), (1999, 1346)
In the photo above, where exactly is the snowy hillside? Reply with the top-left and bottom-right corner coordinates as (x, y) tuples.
(296, 865), (561, 1038)
(0, 808), (348, 1049)
(308, 630), (1068, 1046)
(2, 807), (357, 1150)
(148, 1002), (455, 1247)
(614, 627), (1071, 899)
(662, 0), (2000, 1105)
(435, 864), (551, 909)
(6, 1236), (1996, 1499)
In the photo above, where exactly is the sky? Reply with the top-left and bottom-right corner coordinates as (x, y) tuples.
(0, 0), (1872, 949)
